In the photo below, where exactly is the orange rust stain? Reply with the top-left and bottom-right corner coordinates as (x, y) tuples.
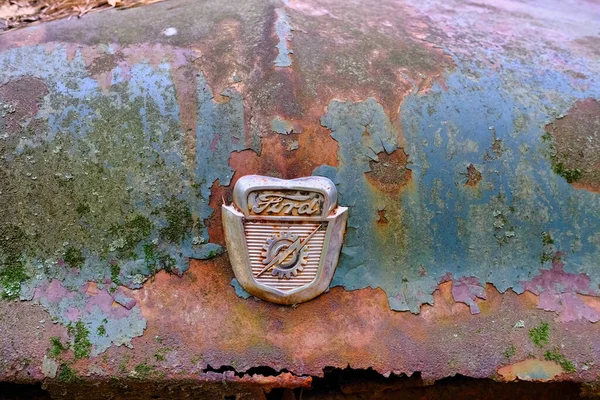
(284, 1), (454, 120)
(229, 121), (339, 178)
(376, 209), (389, 225)
(0, 0), (455, 153)
(171, 57), (199, 172)
(131, 257), (424, 373)
(120, 44), (191, 70)
(464, 163), (482, 187)
(513, 290), (544, 317)
(121, 256), (586, 378)
(365, 149), (412, 194)
(420, 281), (471, 323)
(85, 281), (99, 296)
(475, 284), (502, 315)
(578, 293), (600, 313)
(205, 179), (229, 247)
(230, 371), (312, 389)
(497, 359), (563, 382)
(64, 43), (79, 62)
(79, 45), (124, 93)
(206, 122), (339, 244)
(194, 19), (247, 103)
(186, 0), (455, 147)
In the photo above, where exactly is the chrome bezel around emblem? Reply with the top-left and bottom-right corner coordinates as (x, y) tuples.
(222, 175), (348, 304)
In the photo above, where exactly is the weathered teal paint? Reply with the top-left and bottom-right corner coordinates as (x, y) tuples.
(0, 45), (228, 352)
(2, 43), (600, 324)
(1, 0), (600, 384)
(313, 57), (600, 313)
(271, 116), (295, 134)
(274, 8), (293, 67)
(195, 71), (261, 245)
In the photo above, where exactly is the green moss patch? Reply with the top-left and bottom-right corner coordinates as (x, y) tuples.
(110, 263), (121, 285)
(58, 363), (79, 383)
(158, 198), (193, 243)
(64, 246), (85, 269)
(49, 337), (69, 358)
(133, 362), (154, 379)
(143, 243), (158, 274)
(0, 85), (190, 284)
(503, 345), (516, 359)
(0, 225), (28, 300)
(552, 162), (583, 184)
(529, 322), (549, 348)
(545, 348), (576, 372)
(0, 261), (28, 300)
(542, 130), (584, 184)
(541, 232), (554, 245)
(76, 202), (91, 217)
(110, 214), (153, 256)
(97, 324), (107, 336)
(68, 320), (92, 359)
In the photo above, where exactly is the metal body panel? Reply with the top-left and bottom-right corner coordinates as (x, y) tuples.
(0, 0), (600, 395)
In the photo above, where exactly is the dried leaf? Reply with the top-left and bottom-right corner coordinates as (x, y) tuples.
(0, 0), (167, 32)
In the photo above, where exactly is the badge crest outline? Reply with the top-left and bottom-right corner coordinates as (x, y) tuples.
(222, 175), (348, 304)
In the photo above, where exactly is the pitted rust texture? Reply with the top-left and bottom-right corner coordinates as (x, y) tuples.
(545, 99), (600, 192)
(202, 123), (340, 248)
(366, 149), (412, 194)
(285, 0), (453, 117)
(175, 0), (453, 142)
(3, 257), (599, 387)
(0, 76), (48, 134)
(376, 209), (389, 225)
(464, 164), (482, 187)
(230, 125), (339, 180)
(92, 260), (600, 380)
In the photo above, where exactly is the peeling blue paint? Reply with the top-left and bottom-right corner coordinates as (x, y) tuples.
(231, 278), (252, 299)
(314, 56), (600, 312)
(274, 9), (293, 67)
(194, 71), (261, 240)
(271, 116), (295, 135)
(32, 280), (146, 355)
(87, 306), (146, 356)
(2, 26), (600, 345)
(0, 45), (237, 353)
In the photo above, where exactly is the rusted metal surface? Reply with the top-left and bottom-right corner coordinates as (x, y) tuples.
(0, 0), (600, 395)
(545, 99), (600, 193)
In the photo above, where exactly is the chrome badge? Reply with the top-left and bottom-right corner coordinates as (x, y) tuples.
(222, 175), (348, 304)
